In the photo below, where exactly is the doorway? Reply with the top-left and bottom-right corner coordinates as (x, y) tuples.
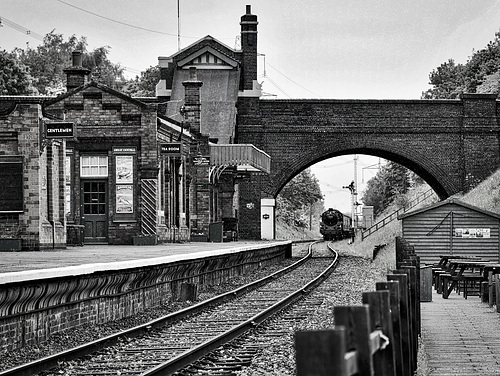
(82, 180), (108, 243)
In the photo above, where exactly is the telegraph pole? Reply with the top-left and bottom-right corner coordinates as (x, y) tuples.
(177, 0), (181, 51)
(353, 155), (358, 230)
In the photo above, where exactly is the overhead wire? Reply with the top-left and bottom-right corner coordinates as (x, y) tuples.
(55, 0), (200, 39)
(263, 75), (291, 98)
(265, 60), (322, 98)
(4, 3), (320, 97)
(0, 16), (45, 41)
(1, 14), (145, 75)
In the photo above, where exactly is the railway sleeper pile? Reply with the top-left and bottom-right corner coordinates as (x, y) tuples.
(296, 236), (420, 376)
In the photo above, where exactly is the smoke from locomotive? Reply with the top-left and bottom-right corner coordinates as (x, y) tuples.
(320, 208), (352, 240)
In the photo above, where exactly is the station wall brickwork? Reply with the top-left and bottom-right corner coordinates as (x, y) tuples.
(44, 83), (159, 245)
(0, 103), (65, 250)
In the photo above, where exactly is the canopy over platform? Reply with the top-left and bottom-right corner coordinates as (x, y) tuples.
(209, 143), (271, 181)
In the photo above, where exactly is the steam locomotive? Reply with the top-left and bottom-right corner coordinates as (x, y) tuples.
(320, 208), (352, 241)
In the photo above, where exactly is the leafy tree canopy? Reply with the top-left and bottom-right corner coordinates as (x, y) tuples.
(362, 161), (412, 216)
(0, 50), (36, 95)
(422, 30), (500, 98)
(276, 169), (324, 228)
(8, 31), (127, 95)
(122, 65), (160, 97)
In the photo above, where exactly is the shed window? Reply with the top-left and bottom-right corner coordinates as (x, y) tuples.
(81, 156), (108, 177)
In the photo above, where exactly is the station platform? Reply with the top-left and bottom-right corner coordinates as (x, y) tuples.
(0, 240), (288, 284)
(421, 289), (500, 375)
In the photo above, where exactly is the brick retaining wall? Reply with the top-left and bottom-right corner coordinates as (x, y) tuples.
(0, 243), (291, 350)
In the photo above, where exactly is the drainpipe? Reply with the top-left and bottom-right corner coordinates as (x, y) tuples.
(49, 220), (55, 249)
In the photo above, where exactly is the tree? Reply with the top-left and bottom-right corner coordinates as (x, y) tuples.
(463, 32), (500, 93)
(421, 59), (466, 99)
(361, 173), (387, 216)
(11, 31), (126, 95)
(276, 169), (324, 228)
(361, 161), (411, 216)
(122, 65), (160, 97)
(422, 30), (500, 99)
(0, 50), (36, 95)
(84, 46), (127, 90)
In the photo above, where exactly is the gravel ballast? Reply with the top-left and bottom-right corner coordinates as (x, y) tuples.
(0, 243), (389, 374)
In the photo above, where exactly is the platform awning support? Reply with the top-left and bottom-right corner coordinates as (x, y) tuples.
(209, 144), (271, 182)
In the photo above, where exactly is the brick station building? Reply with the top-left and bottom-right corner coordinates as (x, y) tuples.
(0, 6), (270, 250)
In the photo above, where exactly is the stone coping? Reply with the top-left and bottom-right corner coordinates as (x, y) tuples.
(0, 241), (291, 285)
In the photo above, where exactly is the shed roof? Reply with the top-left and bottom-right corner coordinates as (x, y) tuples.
(398, 197), (500, 220)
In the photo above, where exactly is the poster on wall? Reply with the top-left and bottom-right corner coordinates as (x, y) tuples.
(116, 185), (133, 213)
(116, 156), (133, 184)
(454, 228), (490, 238)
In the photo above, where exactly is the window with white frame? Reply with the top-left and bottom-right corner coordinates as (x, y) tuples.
(80, 155), (108, 177)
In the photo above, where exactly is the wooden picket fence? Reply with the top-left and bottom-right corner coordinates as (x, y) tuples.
(295, 237), (420, 376)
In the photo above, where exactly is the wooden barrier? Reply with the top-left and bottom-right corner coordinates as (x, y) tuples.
(295, 237), (420, 376)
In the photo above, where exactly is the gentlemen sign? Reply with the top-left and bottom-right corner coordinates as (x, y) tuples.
(160, 143), (182, 156)
(46, 122), (74, 138)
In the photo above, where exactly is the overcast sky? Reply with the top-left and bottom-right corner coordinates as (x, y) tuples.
(2, 1), (499, 212)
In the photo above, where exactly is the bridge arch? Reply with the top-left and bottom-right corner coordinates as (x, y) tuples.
(236, 95), (500, 239)
(273, 146), (451, 201)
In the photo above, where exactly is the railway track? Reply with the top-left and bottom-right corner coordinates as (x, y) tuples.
(1, 241), (339, 376)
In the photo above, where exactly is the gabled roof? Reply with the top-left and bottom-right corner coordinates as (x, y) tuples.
(44, 81), (154, 109)
(398, 197), (500, 220)
(177, 45), (239, 69)
(164, 35), (240, 66)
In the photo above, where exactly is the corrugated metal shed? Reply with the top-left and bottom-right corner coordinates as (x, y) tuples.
(398, 198), (500, 264)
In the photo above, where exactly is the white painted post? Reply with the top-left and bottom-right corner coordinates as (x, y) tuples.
(261, 198), (275, 240)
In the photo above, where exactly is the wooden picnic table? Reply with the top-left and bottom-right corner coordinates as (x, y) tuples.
(436, 254), (482, 268)
(442, 258), (500, 299)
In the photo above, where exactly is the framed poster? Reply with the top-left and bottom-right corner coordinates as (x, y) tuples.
(116, 156), (133, 184)
(116, 185), (133, 213)
(454, 228), (490, 238)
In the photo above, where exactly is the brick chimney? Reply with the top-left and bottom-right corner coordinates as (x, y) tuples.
(63, 51), (90, 91)
(182, 67), (203, 135)
(240, 5), (258, 91)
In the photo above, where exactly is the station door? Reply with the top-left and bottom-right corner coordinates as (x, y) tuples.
(82, 180), (108, 243)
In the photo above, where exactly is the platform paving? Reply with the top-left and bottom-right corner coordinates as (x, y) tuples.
(421, 289), (500, 375)
(0, 241), (276, 274)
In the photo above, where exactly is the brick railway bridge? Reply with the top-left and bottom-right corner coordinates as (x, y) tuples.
(236, 93), (500, 239)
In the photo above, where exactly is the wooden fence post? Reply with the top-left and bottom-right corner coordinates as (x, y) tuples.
(376, 281), (404, 376)
(295, 328), (348, 376)
(362, 290), (396, 376)
(334, 305), (373, 375)
(398, 257), (421, 336)
(495, 274), (500, 314)
(489, 272), (495, 308)
(394, 265), (418, 366)
(387, 273), (412, 376)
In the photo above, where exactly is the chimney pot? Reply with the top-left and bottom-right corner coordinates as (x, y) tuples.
(189, 66), (197, 80)
(246, 5), (251, 14)
(72, 51), (83, 67)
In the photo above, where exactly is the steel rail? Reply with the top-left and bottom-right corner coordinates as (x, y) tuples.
(0, 242), (314, 376)
(141, 240), (339, 375)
